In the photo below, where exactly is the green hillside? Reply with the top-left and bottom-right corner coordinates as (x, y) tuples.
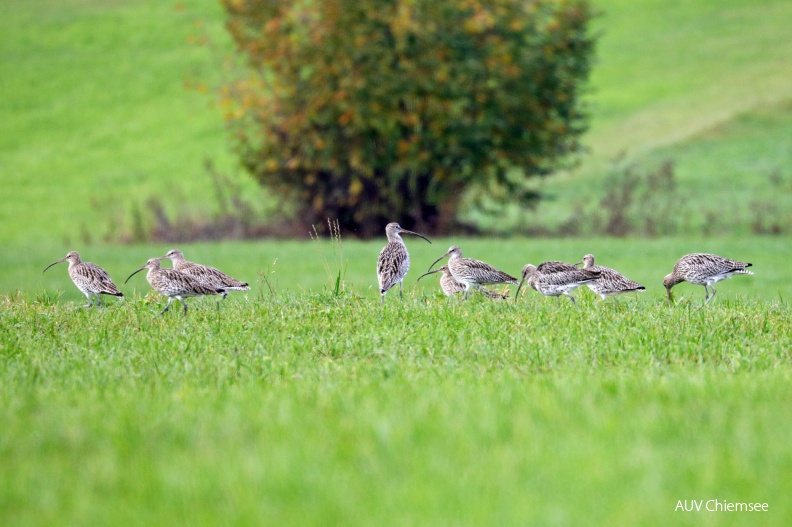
(0, 0), (255, 245)
(528, 0), (792, 233)
(1, 0), (791, 245)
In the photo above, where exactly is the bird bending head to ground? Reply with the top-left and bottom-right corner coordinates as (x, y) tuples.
(663, 253), (753, 305)
(516, 263), (600, 306)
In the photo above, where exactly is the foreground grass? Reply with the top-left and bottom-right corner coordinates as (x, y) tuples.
(2, 293), (791, 526)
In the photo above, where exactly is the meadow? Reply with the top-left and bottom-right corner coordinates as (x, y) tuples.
(3, 281), (792, 526)
(3, 0), (792, 524)
(4, 235), (792, 525)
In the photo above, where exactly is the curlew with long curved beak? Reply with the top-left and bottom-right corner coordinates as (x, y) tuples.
(516, 263), (600, 307)
(428, 245), (516, 298)
(663, 253), (753, 305)
(417, 264), (507, 299)
(376, 222), (431, 303)
(43, 251), (123, 307)
(126, 257), (224, 316)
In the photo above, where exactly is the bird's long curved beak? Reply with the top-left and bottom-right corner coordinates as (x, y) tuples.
(665, 286), (674, 305)
(514, 276), (528, 302)
(428, 251), (450, 272)
(125, 266), (146, 284)
(42, 258), (66, 274)
(574, 260), (583, 266)
(416, 268), (442, 282)
(401, 229), (431, 244)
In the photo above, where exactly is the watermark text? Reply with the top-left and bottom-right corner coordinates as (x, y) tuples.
(675, 499), (768, 512)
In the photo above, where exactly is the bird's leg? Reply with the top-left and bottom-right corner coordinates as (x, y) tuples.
(565, 293), (578, 309)
(180, 298), (188, 316)
(464, 283), (471, 299)
(705, 284), (717, 305)
(160, 297), (173, 315)
(79, 291), (93, 309)
(96, 294), (103, 308)
(399, 281), (403, 300)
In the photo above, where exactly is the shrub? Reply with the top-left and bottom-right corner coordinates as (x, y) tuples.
(220, 0), (595, 236)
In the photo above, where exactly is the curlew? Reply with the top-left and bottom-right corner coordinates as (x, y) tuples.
(417, 265), (508, 299)
(516, 263), (600, 306)
(125, 258), (224, 316)
(43, 251), (123, 307)
(376, 222), (431, 303)
(663, 253), (753, 304)
(160, 248), (250, 299)
(577, 254), (646, 300)
(428, 245), (517, 298)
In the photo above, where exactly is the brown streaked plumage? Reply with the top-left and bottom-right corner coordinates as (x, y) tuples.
(417, 265), (508, 299)
(536, 260), (580, 274)
(428, 246), (517, 298)
(125, 258), (224, 316)
(663, 253), (753, 304)
(376, 222), (431, 303)
(577, 254), (646, 300)
(516, 263), (600, 306)
(43, 251), (123, 307)
(161, 248), (250, 299)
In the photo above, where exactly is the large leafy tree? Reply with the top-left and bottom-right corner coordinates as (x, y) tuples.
(220, 0), (595, 236)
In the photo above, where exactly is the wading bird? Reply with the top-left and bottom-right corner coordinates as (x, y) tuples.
(428, 246), (517, 298)
(516, 263), (600, 306)
(417, 264), (508, 299)
(576, 254), (645, 300)
(126, 258), (224, 316)
(43, 251), (123, 307)
(376, 222), (431, 303)
(663, 253), (753, 304)
(160, 248), (250, 299)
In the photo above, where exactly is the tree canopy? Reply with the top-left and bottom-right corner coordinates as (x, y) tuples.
(221, 0), (595, 236)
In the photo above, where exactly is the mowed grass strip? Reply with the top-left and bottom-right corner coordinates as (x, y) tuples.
(1, 294), (791, 526)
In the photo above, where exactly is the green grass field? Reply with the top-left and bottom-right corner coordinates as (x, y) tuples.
(3, 0), (792, 524)
(4, 236), (791, 525)
(3, 270), (791, 525)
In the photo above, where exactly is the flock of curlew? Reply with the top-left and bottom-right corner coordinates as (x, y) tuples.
(376, 223), (753, 306)
(43, 223), (754, 315)
(44, 249), (250, 315)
